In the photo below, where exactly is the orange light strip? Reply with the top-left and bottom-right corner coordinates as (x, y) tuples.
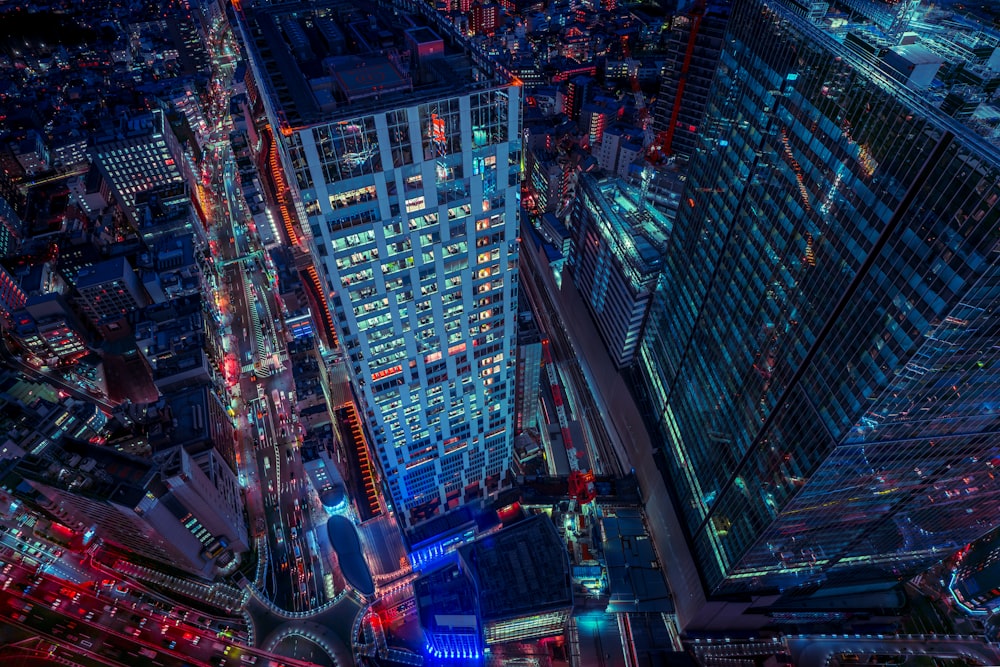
(305, 265), (337, 347)
(345, 403), (381, 517)
(263, 125), (300, 246)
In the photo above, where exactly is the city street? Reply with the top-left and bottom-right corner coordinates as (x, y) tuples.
(0, 542), (316, 667)
(213, 143), (332, 613)
(192, 7), (344, 616)
(786, 633), (1000, 667)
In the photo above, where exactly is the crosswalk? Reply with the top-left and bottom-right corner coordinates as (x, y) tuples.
(278, 479), (304, 494)
(241, 362), (272, 378)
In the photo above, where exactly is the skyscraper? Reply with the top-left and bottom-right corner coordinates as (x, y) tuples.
(651, 0), (730, 164)
(17, 442), (247, 578)
(240, 0), (521, 530)
(571, 173), (668, 369)
(639, 0), (1000, 598)
(91, 109), (187, 217)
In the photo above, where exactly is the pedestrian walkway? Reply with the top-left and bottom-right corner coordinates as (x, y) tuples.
(785, 633), (1000, 667)
(261, 619), (355, 667)
(353, 607), (423, 665)
(114, 559), (244, 611)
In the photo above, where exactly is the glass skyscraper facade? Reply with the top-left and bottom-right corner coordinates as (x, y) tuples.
(639, 0), (1000, 595)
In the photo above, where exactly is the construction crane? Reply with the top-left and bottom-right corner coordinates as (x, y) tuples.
(648, 0), (706, 165)
(541, 339), (596, 506)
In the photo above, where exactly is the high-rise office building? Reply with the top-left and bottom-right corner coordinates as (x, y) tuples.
(91, 109), (187, 217)
(639, 0), (1000, 600)
(16, 442), (247, 578)
(11, 294), (88, 367)
(651, 0), (730, 163)
(240, 0), (521, 530)
(73, 257), (146, 334)
(0, 195), (22, 259)
(571, 173), (669, 369)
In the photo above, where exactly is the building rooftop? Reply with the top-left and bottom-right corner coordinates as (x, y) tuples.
(458, 513), (572, 621)
(602, 508), (673, 614)
(415, 563), (478, 632)
(13, 438), (157, 510)
(240, 0), (506, 127)
(516, 305), (541, 345)
(813, 1), (1000, 150)
(327, 514), (375, 595)
(578, 173), (671, 290)
(150, 383), (217, 454)
(74, 256), (129, 290)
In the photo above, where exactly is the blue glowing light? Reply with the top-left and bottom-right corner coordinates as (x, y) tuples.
(424, 641), (482, 661)
(948, 570), (988, 616)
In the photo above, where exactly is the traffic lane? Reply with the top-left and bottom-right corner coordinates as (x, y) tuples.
(787, 636), (1000, 667)
(3, 588), (198, 667)
(258, 438), (301, 607)
(258, 447), (279, 505)
(238, 258), (318, 607)
(273, 444), (315, 604)
(11, 570), (171, 648)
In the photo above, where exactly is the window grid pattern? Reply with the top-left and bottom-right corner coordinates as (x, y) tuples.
(640, 0), (1000, 594)
(312, 89), (520, 528)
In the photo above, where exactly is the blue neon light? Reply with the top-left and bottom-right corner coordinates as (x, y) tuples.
(949, 570), (989, 616)
(424, 641), (482, 660)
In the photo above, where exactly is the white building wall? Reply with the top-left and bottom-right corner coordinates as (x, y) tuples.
(295, 85), (521, 528)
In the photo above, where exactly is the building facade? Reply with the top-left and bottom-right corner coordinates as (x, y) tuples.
(572, 173), (668, 369)
(17, 443), (246, 578)
(73, 257), (145, 331)
(0, 194), (23, 259)
(951, 526), (1000, 615)
(12, 294), (89, 368)
(639, 0), (1000, 596)
(514, 304), (543, 434)
(0, 263), (27, 328)
(91, 109), (186, 216)
(651, 0), (730, 163)
(241, 0), (521, 530)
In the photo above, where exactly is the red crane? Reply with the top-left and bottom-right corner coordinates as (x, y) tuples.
(648, 0), (706, 165)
